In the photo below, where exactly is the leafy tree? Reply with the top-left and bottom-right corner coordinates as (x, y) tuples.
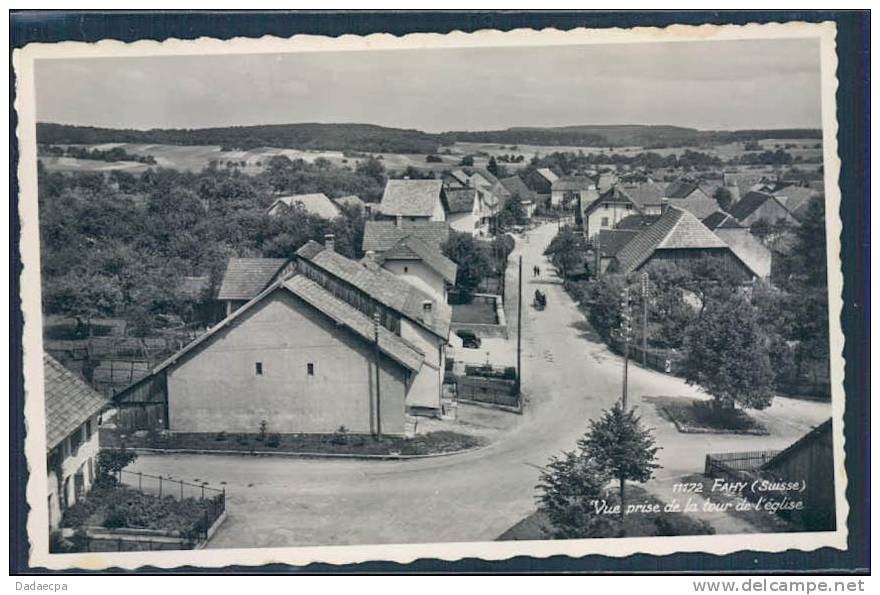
(544, 229), (588, 279)
(581, 402), (661, 524)
(583, 274), (627, 340)
(683, 295), (775, 411)
(442, 232), (492, 297)
(96, 446), (138, 485)
(487, 156), (499, 176)
(713, 186), (734, 212)
(497, 195), (528, 230)
(536, 451), (614, 539)
(458, 154), (475, 166)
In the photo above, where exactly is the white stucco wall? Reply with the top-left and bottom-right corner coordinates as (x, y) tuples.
(586, 203), (637, 238)
(399, 319), (444, 411)
(382, 260), (446, 303)
(47, 413), (101, 531)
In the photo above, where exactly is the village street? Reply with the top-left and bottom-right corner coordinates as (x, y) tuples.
(127, 222), (831, 548)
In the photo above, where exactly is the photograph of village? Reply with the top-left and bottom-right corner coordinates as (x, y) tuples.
(30, 33), (838, 556)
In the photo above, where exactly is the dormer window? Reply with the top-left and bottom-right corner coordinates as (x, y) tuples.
(423, 302), (433, 313)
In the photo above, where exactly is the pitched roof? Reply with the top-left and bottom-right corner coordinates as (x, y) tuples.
(362, 220), (450, 254)
(666, 194), (720, 220)
(332, 194), (365, 210)
(552, 176), (595, 192)
(714, 228), (772, 278)
(597, 229), (639, 258)
(619, 181), (665, 210)
(772, 185), (817, 214)
(702, 210), (744, 230)
(664, 179), (701, 199)
(297, 241), (452, 340)
(596, 172), (618, 192)
(447, 169), (470, 186)
(762, 419), (832, 472)
(44, 353), (108, 450)
(269, 193), (342, 219)
(216, 258), (289, 301)
(378, 179), (444, 217)
(499, 175), (536, 202)
(615, 213), (661, 231)
(136, 277), (426, 381)
(375, 235), (458, 283)
(444, 188), (477, 214)
(585, 186), (638, 214)
(534, 168), (559, 183)
(722, 172), (771, 195)
(613, 206), (727, 273)
(728, 191), (788, 221)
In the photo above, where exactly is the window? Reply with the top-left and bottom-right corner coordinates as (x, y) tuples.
(255, 362), (263, 375)
(403, 266), (408, 273)
(307, 363), (315, 376)
(68, 426), (83, 457)
(601, 217), (610, 227)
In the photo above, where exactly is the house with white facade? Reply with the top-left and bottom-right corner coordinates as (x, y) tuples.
(550, 176), (598, 208)
(45, 353), (107, 531)
(582, 185), (642, 239)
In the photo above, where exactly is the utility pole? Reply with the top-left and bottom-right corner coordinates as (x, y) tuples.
(373, 311), (382, 439)
(620, 287), (632, 411)
(641, 271), (649, 367)
(516, 255), (523, 408)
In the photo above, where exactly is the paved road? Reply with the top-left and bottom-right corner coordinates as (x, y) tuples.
(128, 223), (830, 548)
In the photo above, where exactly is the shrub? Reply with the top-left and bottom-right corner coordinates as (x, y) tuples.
(103, 506), (127, 529)
(214, 431), (226, 442)
(266, 433), (280, 448)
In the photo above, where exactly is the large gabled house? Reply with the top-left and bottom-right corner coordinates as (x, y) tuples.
(114, 237), (453, 435)
(609, 205), (760, 279)
(44, 353), (108, 531)
(525, 168), (558, 206)
(377, 179), (447, 223)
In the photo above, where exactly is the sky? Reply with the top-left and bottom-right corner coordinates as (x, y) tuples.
(34, 38), (823, 132)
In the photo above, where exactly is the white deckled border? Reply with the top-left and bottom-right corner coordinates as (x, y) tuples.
(13, 21), (848, 571)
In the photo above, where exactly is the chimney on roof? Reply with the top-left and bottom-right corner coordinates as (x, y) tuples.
(324, 233), (335, 252)
(661, 198), (670, 214)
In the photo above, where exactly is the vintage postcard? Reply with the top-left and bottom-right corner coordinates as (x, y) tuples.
(14, 21), (848, 570)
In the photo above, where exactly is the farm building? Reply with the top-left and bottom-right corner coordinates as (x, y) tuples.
(550, 176), (597, 208)
(525, 167), (558, 200)
(702, 211), (773, 278)
(729, 191), (799, 227)
(609, 204), (760, 279)
(267, 192), (342, 219)
(377, 179), (447, 223)
(44, 353), (108, 531)
(761, 419), (835, 531)
(771, 185), (819, 219)
(113, 237), (452, 435)
(442, 169), (471, 189)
